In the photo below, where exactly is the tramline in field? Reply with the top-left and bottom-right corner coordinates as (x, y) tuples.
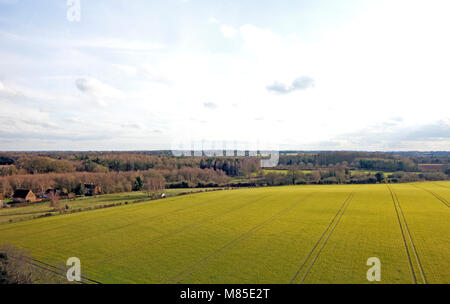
(0, 182), (448, 284)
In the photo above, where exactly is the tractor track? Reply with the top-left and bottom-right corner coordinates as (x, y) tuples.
(95, 193), (276, 264)
(387, 185), (427, 284)
(411, 184), (449, 208)
(163, 193), (314, 284)
(37, 192), (270, 255)
(0, 191), (234, 234)
(432, 182), (450, 189)
(290, 192), (354, 284)
(1, 191), (237, 242)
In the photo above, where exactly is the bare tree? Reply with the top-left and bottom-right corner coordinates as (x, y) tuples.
(12, 176), (24, 190)
(36, 175), (52, 197)
(48, 192), (61, 211)
(0, 179), (13, 199)
(143, 177), (165, 199)
(0, 244), (33, 284)
(0, 244), (67, 284)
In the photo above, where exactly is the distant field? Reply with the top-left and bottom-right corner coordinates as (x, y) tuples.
(350, 170), (394, 176)
(0, 188), (215, 225)
(260, 169), (312, 175)
(262, 169), (402, 176)
(0, 182), (448, 284)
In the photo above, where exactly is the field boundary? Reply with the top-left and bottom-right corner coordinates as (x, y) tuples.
(290, 192), (354, 284)
(387, 185), (427, 284)
(163, 193), (315, 284)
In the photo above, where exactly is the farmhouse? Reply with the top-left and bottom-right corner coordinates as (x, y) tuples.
(84, 184), (102, 196)
(12, 189), (38, 204)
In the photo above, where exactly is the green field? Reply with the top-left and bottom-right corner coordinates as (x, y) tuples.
(0, 182), (449, 284)
(262, 169), (401, 176)
(260, 169), (312, 175)
(0, 188), (215, 225)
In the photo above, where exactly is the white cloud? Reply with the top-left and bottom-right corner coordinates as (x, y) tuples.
(0, 31), (166, 53)
(0, 99), (55, 135)
(0, 81), (20, 98)
(111, 64), (138, 77)
(208, 17), (220, 24)
(1, 1), (450, 150)
(267, 76), (315, 94)
(220, 24), (237, 39)
(111, 63), (172, 85)
(331, 119), (450, 151)
(70, 38), (166, 52)
(121, 122), (145, 130)
(75, 78), (124, 106)
(203, 102), (218, 110)
(239, 24), (281, 52)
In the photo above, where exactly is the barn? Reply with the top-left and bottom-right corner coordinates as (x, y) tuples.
(13, 189), (38, 204)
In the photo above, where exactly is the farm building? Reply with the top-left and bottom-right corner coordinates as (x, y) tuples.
(12, 189), (38, 204)
(84, 184), (102, 196)
(0, 194), (3, 208)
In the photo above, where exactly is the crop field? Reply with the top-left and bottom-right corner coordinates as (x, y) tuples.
(261, 169), (312, 174)
(0, 182), (448, 284)
(261, 169), (406, 176)
(0, 188), (215, 225)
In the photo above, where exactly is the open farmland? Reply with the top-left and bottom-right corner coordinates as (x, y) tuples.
(0, 188), (216, 225)
(0, 182), (449, 284)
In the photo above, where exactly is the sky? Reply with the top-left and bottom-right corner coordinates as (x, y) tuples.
(0, 0), (449, 151)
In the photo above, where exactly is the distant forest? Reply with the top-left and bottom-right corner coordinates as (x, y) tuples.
(0, 151), (448, 199)
(277, 151), (448, 171)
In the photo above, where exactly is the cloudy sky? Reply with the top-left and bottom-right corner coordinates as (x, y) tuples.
(0, 0), (449, 151)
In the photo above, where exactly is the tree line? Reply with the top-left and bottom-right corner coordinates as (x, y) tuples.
(0, 151), (448, 200)
(276, 152), (448, 172)
(0, 167), (230, 199)
(0, 152), (260, 177)
(233, 168), (448, 187)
